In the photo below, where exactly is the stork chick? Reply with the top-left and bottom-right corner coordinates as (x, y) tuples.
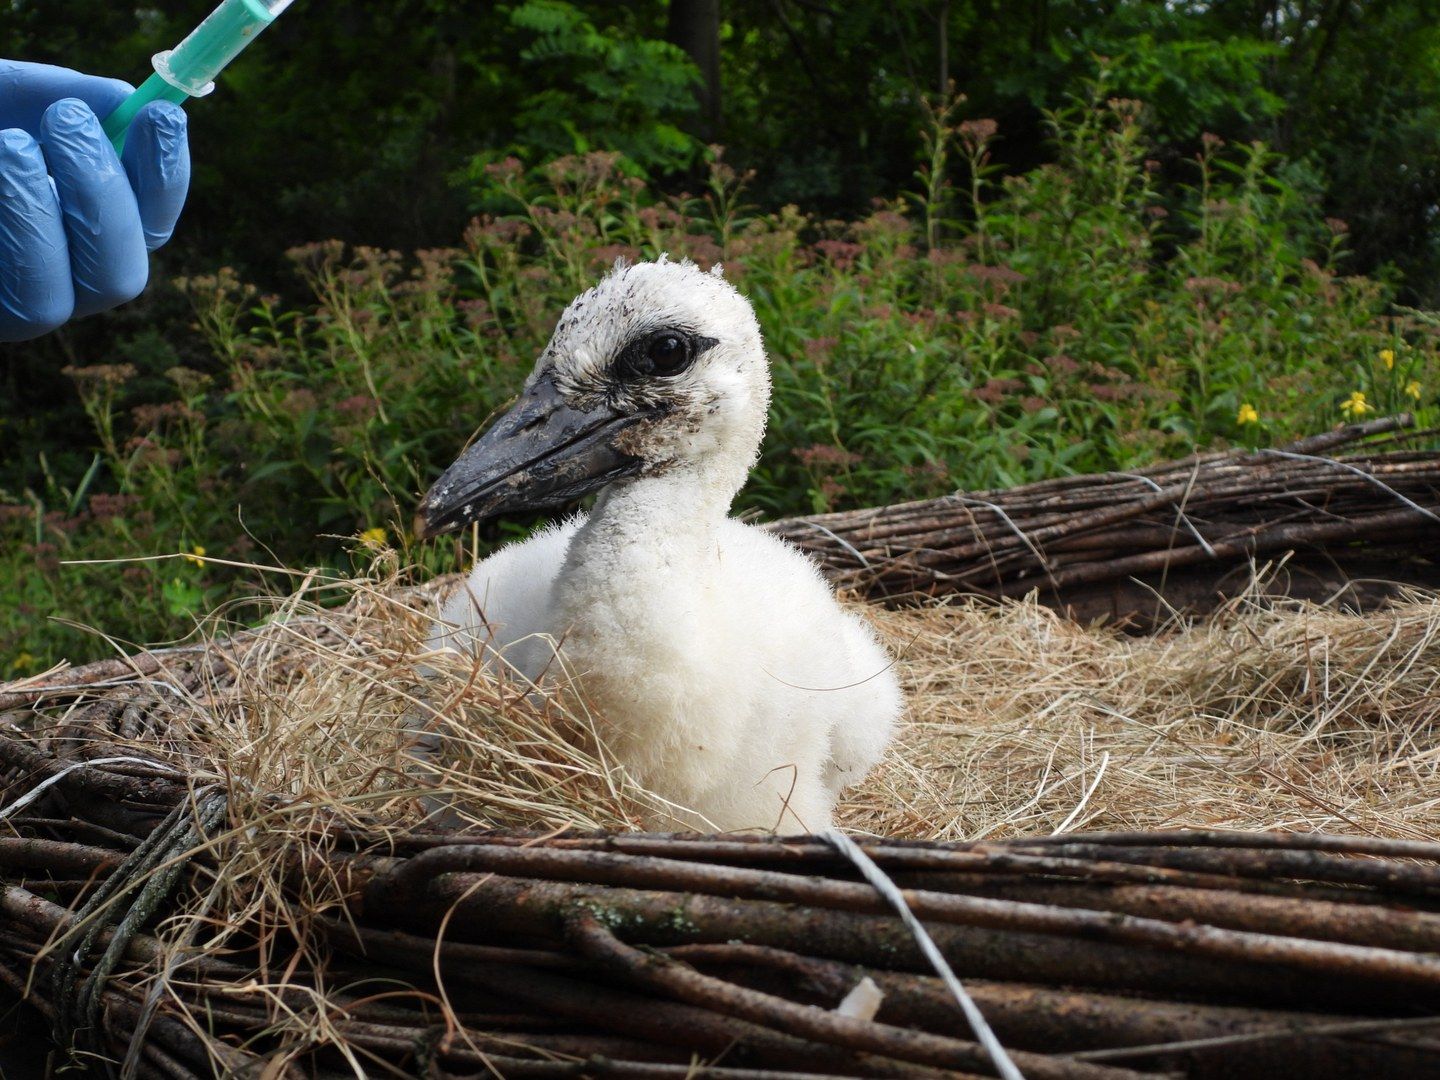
(418, 258), (901, 833)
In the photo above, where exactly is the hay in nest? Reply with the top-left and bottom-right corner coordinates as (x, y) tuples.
(0, 568), (684, 839)
(7, 561), (1437, 845)
(4, 565), (1440, 1077)
(854, 577), (1440, 841)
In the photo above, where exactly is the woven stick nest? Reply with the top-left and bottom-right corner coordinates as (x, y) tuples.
(3, 423), (1440, 1077)
(769, 414), (1440, 623)
(2, 575), (1440, 1076)
(6, 738), (1440, 1078)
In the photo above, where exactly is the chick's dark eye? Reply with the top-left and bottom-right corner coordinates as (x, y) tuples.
(646, 333), (690, 375)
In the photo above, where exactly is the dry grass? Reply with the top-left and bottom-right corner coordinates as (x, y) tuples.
(9, 561), (1440, 1078)
(8, 560), (684, 987)
(129, 567), (674, 838)
(16, 559), (1440, 850)
(9, 561), (1440, 1074)
(845, 585), (1440, 841)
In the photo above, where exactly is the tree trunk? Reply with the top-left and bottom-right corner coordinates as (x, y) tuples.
(937, 0), (950, 96)
(668, 0), (722, 141)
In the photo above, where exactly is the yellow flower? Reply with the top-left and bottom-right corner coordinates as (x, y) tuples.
(359, 526), (388, 546)
(1379, 348), (1395, 370)
(1236, 403), (1259, 425)
(8, 651), (36, 674)
(1340, 390), (1372, 417)
(1406, 379), (1423, 400)
(183, 544), (206, 567)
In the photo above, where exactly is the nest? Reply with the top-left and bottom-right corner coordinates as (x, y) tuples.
(3, 418), (1440, 1076)
(4, 564), (1440, 1077)
(770, 414), (1440, 624)
(852, 582), (1440, 840)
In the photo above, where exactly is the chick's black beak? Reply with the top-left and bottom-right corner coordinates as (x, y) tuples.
(417, 372), (650, 538)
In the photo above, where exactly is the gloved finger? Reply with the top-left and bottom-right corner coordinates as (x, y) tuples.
(0, 60), (133, 138)
(0, 128), (74, 342)
(121, 100), (189, 251)
(40, 98), (148, 320)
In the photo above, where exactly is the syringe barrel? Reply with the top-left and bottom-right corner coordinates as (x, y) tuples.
(156, 0), (285, 97)
(102, 0), (292, 153)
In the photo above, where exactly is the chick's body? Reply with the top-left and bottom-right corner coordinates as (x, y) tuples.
(427, 259), (901, 833)
(437, 511), (899, 832)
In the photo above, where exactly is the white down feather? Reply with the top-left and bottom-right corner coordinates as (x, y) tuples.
(428, 259), (902, 833)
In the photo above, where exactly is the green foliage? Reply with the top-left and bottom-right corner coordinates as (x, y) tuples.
(1034, 3), (1287, 137)
(7, 0), (1440, 301)
(498, 0), (701, 174)
(4, 89), (1437, 671)
(8, 0), (1440, 300)
(0, 0), (704, 277)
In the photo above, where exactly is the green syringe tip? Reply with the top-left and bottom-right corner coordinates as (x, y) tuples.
(101, 72), (188, 156)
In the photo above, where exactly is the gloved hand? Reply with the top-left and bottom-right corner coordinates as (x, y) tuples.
(0, 60), (190, 342)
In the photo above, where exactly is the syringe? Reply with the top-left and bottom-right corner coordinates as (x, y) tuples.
(102, 0), (296, 154)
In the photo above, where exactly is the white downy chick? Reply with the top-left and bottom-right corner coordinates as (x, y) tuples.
(419, 258), (902, 833)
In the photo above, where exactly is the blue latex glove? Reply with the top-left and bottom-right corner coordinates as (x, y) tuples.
(0, 60), (190, 342)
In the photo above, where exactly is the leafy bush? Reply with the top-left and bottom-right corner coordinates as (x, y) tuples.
(485, 0), (702, 175)
(3, 84), (1436, 669)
